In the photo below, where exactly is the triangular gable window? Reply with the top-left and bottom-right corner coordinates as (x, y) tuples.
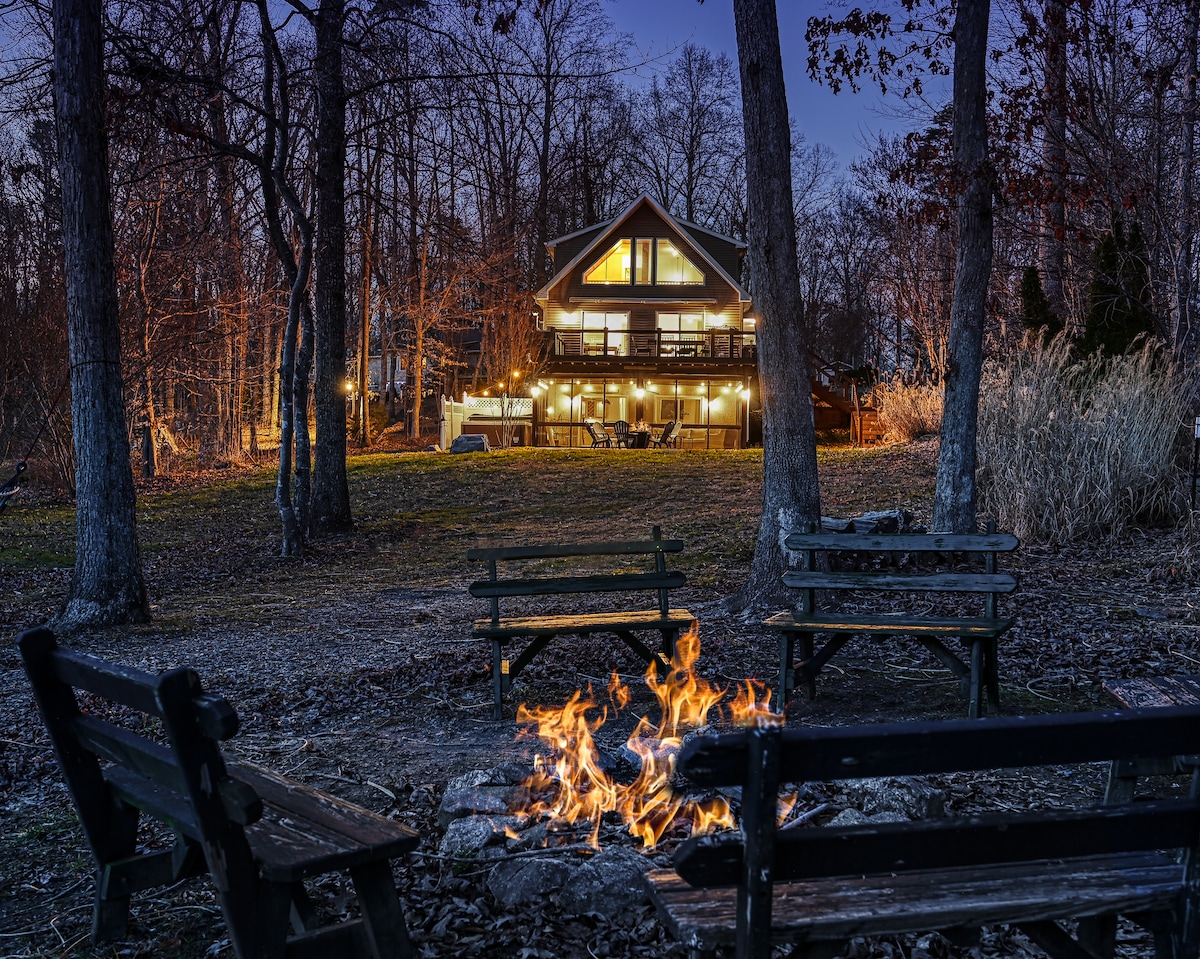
(583, 239), (631, 284)
(656, 240), (704, 284)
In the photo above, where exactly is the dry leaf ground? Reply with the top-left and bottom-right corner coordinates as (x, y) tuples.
(1, 439), (1197, 957)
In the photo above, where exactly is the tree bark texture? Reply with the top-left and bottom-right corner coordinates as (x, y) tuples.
(1174, 0), (1199, 361)
(311, 0), (353, 534)
(932, 0), (993, 534)
(730, 0), (821, 610)
(1038, 0), (1068, 322)
(53, 0), (149, 628)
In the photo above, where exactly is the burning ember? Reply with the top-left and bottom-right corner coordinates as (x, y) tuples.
(515, 626), (782, 849)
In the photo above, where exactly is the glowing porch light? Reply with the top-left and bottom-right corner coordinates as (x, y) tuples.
(635, 388), (645, 399)
(531, 385), (542, 397)
(741, 389), (751, 402)
(344, 379), (355, 393)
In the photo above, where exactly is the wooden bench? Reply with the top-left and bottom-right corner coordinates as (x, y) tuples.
(469, 525), (695, 718)
(16, 626), (420, 959)
(646, 707), (1200, 959)
(1102, 675), (1200, 803)
(764, 524), (1019, 717)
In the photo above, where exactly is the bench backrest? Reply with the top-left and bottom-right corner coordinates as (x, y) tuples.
(467, 525), (685, 625)
(672, 708), (1200, 954)
(17, 627), (262, 883)
(783, 523), (1019, 616)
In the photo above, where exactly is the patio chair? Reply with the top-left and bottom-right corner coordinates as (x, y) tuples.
(585, 420), (612, 448)
(650, 421), (676, 448)
(613, 420), (632, 448)
(653, 421), (682, 449)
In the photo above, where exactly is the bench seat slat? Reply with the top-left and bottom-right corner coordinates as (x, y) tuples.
(474, 609), (696, 638)
(673, 798), (1200, 886)
(784, 532), (1019, 552)
(73, 714), (188, 793)
(231, 764), (420, 883)
(469, 570), (685, 598)
(764, 611), (1011, 637)
(105, 765), (202, 838)
(467, 539), (684, 561)
(646, 854), (1182, 948)
(780, 571), (1017, 592)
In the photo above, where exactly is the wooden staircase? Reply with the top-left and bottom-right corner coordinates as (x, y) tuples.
(808, 352), (881, 445)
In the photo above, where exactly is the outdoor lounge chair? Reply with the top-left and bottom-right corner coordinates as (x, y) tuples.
(651, 421), (682, 448)
(585, 420), (612, 447)
(613, 420), (632, 448)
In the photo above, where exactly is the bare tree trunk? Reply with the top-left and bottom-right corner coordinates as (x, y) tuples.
(727, 0), (821, 612)
(1038, 0), (1068, 322)
(52, 0), (148, 629)
(311, 0), (352, 534)
(1174, 0), (1199, 361)
(932, 0), (993, 534)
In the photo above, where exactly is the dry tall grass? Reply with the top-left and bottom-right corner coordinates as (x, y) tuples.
(874, 380), (944, 442)
(976, 338), (1193, 543)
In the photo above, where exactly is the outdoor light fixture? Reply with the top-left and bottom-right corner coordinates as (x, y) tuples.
(635, 388), (645, 399)
(344, 379), (354, 393)
(531, 386), (542, 397)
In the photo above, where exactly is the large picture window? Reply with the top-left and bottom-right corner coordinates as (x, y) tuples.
(582, 236), (704, 286)
(583, 239), (631, 284)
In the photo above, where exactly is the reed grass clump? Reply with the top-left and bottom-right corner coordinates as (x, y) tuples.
(874, 380), (944, 442)
(976, 337), (1193, 544)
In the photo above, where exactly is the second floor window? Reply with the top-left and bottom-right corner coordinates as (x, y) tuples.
(582, 236), (704, 285)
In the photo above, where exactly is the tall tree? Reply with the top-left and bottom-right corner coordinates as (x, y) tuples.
(52, 0), (148, 628)
(310, 0), (353, 534)
(931, 0), (993, 533)
(729, 0), (821, 610)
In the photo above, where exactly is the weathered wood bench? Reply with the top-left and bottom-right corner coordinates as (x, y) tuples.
(17, 626), (420, 959)
(469, 525), (695, 718)
(1102, 675), (1200, 802)
(764, 523), (1019, 717)
(646, 707), (1200, 959)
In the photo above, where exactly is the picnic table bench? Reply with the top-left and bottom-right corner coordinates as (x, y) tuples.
(764, 523), (1019, 717)
(17, 626), (420, 959)
(645, 706), (1200, 959)
(468, 525), (695, 718)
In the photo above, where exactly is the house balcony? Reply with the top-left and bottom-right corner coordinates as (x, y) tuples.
(544, 328), (756, 363)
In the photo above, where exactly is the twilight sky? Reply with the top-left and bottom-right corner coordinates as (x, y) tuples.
(604, 0), (938, 170)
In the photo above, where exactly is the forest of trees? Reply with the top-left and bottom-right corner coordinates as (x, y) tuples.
(1, 0), (1197, 490)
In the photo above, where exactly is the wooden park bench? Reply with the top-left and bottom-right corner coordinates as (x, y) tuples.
(764, 523), (1019, 717)
(468, 525), (695, 718)
(646, 706), (1200, 959)
(16, 626), (420, 959)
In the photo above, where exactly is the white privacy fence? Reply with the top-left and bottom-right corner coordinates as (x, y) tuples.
(440, 395), (533, 449)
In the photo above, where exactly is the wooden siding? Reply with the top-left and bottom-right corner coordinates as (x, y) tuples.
(550, 225), (607, 270)
(680, 223), (743, 278)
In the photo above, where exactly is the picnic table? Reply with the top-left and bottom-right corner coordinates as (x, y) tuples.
(1102, 675), (1200, 803)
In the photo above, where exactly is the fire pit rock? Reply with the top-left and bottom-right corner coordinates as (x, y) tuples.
(487, 856), (575, 907)
(839, 776), (946, 820)
(439, 814), (528, 859)
(556, 846), (655, 918)
(437, 764), (529, 829)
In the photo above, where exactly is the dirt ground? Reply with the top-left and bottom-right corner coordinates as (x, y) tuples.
(2, 441), (1198, 957)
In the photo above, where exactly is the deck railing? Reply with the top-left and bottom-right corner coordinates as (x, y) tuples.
(548, 328), (756, 360)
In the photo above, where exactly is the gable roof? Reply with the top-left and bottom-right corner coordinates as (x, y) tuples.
(535, 193), (751, 305)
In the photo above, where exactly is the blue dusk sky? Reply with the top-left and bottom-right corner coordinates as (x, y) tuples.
(604, 0), (942, 170)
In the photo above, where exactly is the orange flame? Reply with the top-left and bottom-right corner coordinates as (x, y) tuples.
(515, 624), (772, 849)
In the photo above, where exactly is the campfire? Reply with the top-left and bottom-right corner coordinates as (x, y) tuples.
(514, 625), (782, 849)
